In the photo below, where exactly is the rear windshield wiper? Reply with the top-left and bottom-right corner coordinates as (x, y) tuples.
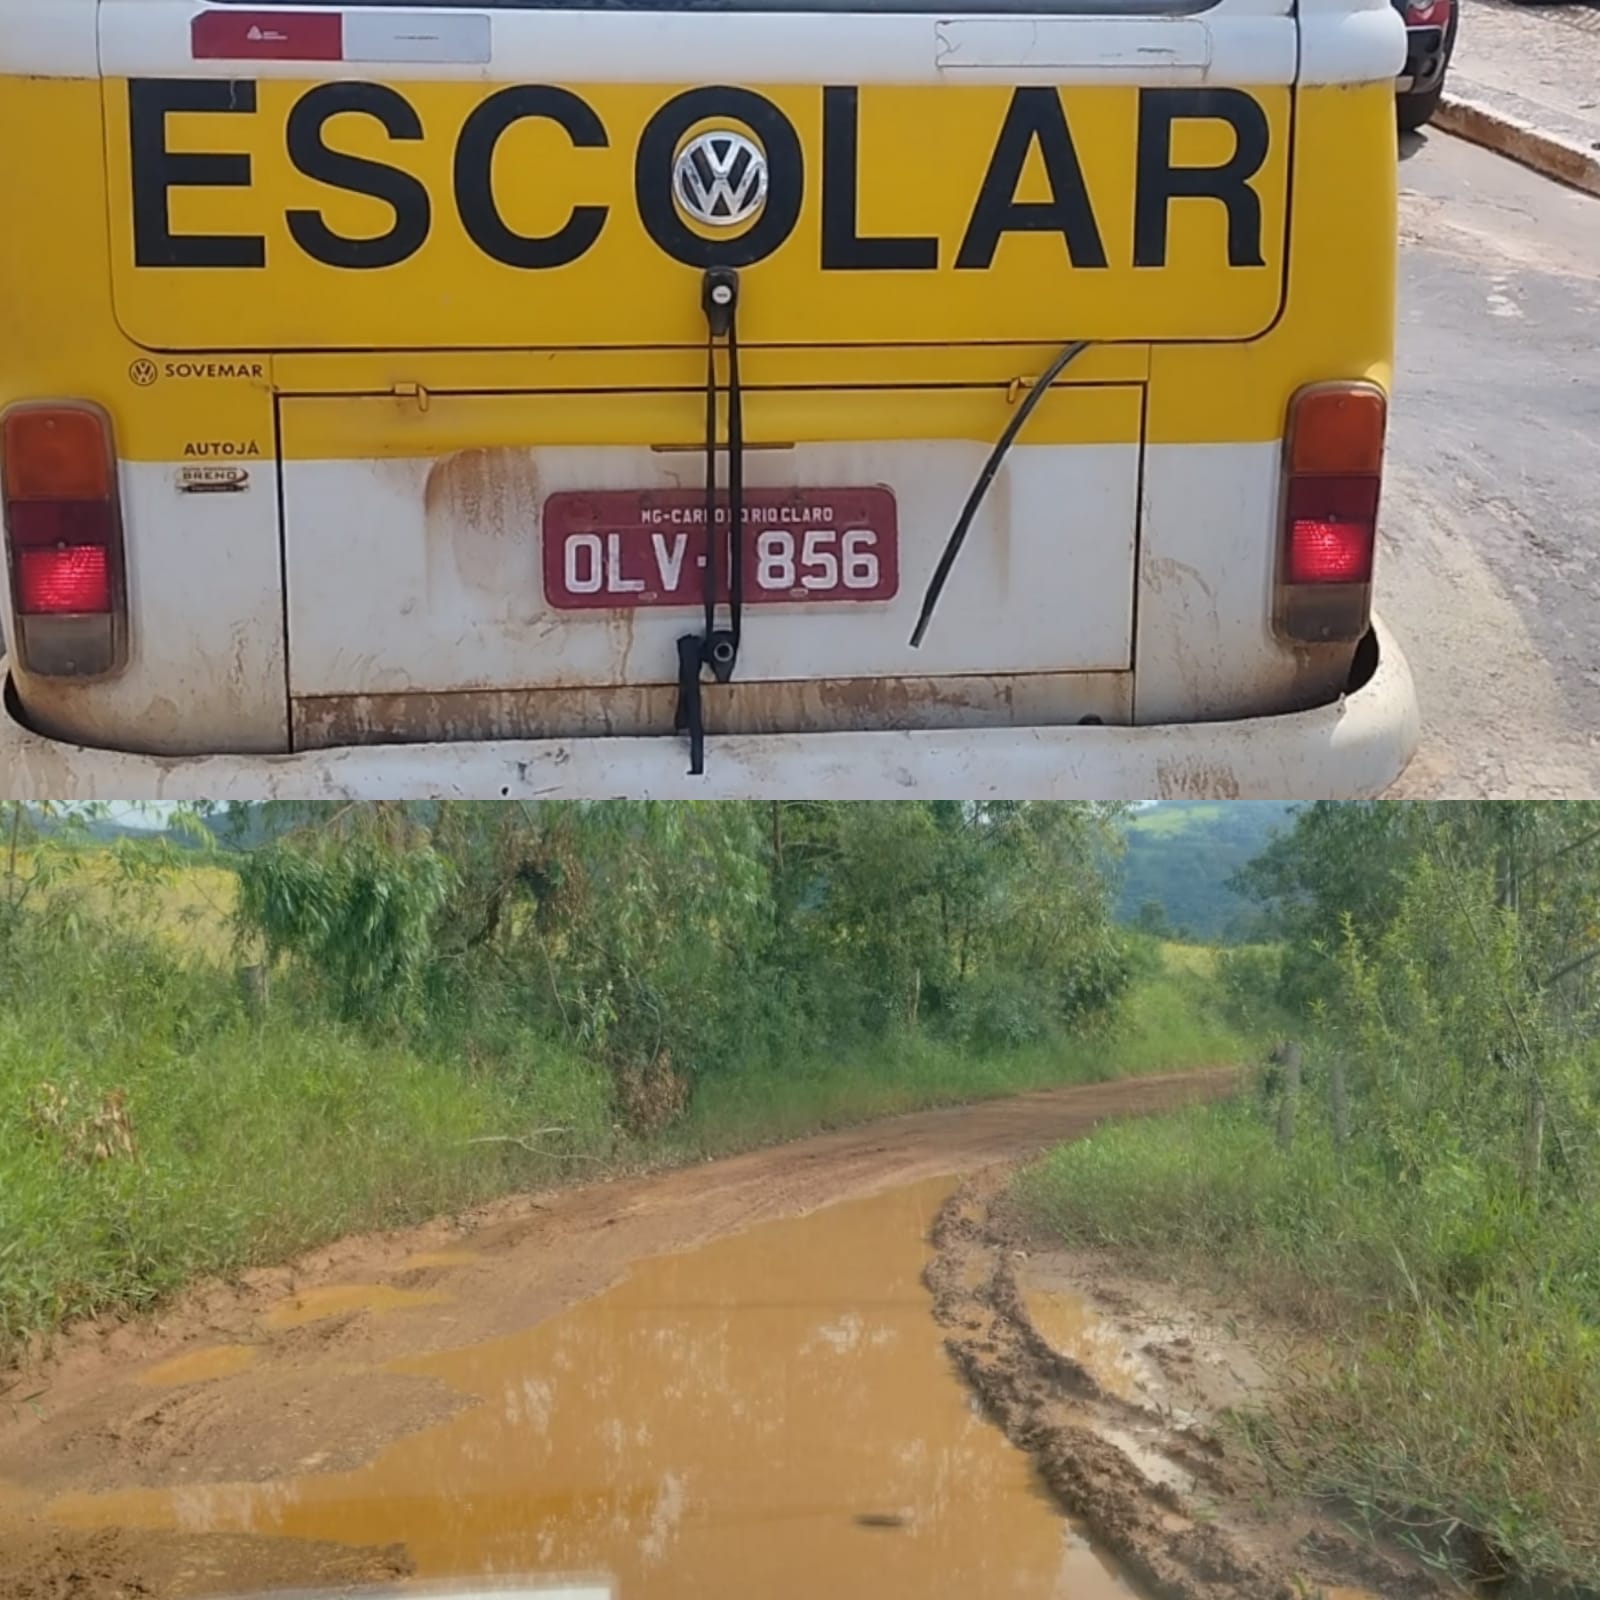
(675, 267), (745, 776)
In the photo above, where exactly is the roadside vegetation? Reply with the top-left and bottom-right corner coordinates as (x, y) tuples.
(1019, 802), (1600, 1595)
(0, 800), (1252, 1367)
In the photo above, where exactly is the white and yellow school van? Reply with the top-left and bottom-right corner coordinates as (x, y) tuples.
(0, 0), (1418, 799)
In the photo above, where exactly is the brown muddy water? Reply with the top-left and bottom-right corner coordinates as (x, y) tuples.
(1020, 1288), (1148, 1404)
(49, 1178), (1143, 1599)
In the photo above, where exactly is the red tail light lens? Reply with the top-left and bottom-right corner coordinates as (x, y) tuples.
(1275, 384), (1385, 644)
(18, 546), (111, 615)
(2, 402), (126, 676)
(1285, 477), (1381, 584)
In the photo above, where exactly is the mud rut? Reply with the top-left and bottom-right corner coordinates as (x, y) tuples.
(924, 1177), (1448, 1600)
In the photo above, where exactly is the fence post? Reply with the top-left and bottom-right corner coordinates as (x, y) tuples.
(237, 963), (270, 1018)
(1275, 1040), (1302, 1151)
(1328, 1055), (1349, 1146)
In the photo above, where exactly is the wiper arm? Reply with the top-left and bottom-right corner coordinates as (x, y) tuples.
(674, 266), (746, 775)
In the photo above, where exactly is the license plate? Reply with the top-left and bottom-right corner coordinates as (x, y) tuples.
(542, 488), (899, 611)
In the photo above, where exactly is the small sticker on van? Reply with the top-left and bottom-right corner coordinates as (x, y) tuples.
(177, 466), (251, 494)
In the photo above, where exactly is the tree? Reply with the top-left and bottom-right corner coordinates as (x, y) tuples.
(1232, 800), (1600, 1201)
(227, 801), (1135, 1077)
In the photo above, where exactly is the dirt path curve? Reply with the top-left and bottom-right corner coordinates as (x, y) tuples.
(0, 1066), (1236, 1599)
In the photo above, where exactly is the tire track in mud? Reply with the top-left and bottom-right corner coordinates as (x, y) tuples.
(924, 1178), (1450, 1600)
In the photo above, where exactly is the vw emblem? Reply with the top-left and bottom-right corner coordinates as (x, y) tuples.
(673, 129), (768, 228)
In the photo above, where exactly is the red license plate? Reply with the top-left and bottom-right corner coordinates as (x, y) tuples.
(542, 487), (899, 610)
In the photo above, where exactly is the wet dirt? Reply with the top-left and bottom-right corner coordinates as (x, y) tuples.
(261, 1283), (454, 1331)
(927, 1176), (1455, 1600)
(1020, 1286), (1150, 1406)
(0, 1070), (1238, 1599)
(138, 1347), (259, 1390)
(47, 1180), (1141, 1600)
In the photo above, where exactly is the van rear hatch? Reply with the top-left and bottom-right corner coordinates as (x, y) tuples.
(98, 0), (1294, 750)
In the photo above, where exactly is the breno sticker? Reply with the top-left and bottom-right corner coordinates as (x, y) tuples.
(177, 466), (251, 494)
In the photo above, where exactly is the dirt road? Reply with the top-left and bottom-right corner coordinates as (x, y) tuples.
(0, 1064), (1421, 1600)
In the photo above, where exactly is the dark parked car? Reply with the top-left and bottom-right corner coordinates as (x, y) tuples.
(1395, 0), (1459, 131)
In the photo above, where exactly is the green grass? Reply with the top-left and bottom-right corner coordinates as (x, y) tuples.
(1014, 1100), (1600, 1592)
(1156, 940), (1218, 974)
(0, 896), (1249, 1366)
(0, 951), (614, 1357)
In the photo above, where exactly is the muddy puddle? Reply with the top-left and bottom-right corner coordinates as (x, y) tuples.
(49, 1178), (1143, 1599)
(1020, 1286), (1149, 1404)
(263, 1283), (454, 1330)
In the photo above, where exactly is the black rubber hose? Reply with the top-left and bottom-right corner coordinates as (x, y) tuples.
(909, 339), (1091, 649)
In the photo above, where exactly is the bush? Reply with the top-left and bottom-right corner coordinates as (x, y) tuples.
(1215, 943), (1284, 1031)
(945, 967), (1056, 1050)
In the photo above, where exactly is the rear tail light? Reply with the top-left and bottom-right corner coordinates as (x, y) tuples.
(1274, 382), (1385, 645)
(18, 546), (112, 614)
(2, 402), (126, 677)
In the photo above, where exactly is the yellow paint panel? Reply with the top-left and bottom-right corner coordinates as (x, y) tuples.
(270, 341), (1153, 396)
(102, 79), (1290, 351)
(0, 78), (1394, 456)
(1148, 81), (1398, 445)
(280, 382), (1144, 460)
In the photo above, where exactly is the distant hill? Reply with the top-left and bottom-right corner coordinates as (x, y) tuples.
(24, 805), (198, 849)
(195, 802), (447, 851)
(1115, 801), (1296, 941)
(24, 803), (299, 853)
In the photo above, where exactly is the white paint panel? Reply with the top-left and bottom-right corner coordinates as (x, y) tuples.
(91, 0), (1307, 87)
(0, 0), (97, 76)
(279, 434), (1141, 698)
(1134, 439), (1354, 723)
(934, 18), (1212, 73)
(1135, 438), (1279, 723)
(1299, 5), (1405, 88)
(344, 11), (493, 64)
(20, 0), (1404, 88)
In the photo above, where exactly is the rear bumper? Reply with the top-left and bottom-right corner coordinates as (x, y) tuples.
(0, 616), (1419, 802)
